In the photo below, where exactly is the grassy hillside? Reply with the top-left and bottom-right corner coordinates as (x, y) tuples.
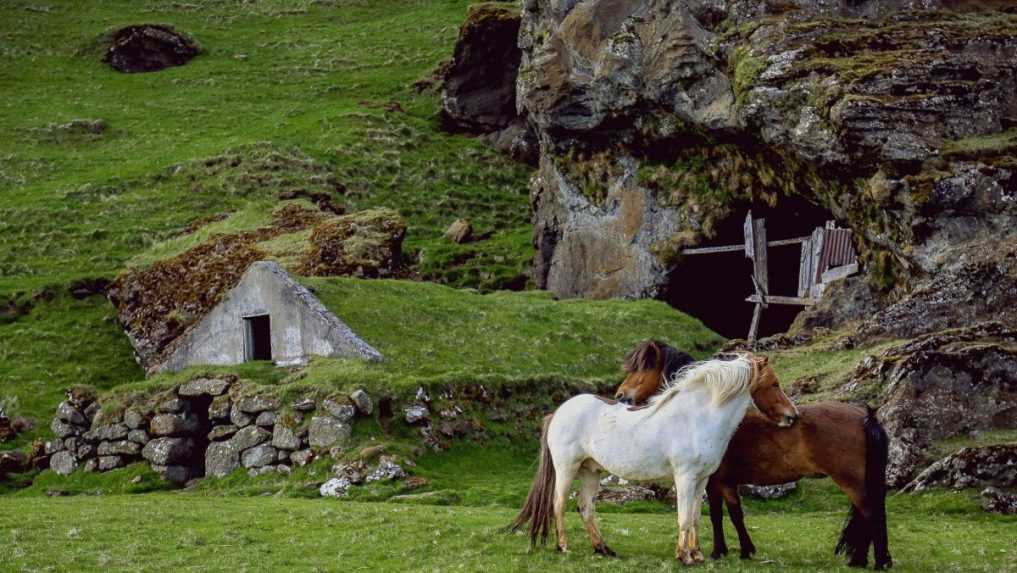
(0, 0), (532, 296)
(0, 0), (536, 447)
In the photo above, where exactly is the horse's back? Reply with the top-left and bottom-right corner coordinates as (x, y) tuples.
(717, 401), (867, 485)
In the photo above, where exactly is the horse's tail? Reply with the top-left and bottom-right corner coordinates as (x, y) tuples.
(508, 413), (556, 547)
(836, 407), (891, 568)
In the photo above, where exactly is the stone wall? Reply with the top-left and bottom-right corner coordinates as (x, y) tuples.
(46, 377), (375, 484)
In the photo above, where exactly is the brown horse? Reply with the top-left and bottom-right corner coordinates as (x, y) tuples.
(616, 340), (892, 570)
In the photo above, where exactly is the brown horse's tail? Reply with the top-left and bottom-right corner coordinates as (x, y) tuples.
(836, 407), (892, 569)
(508, 413), (556, 547)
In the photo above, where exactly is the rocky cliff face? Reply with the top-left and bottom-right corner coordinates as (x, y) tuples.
(519, 0), (1017, 334)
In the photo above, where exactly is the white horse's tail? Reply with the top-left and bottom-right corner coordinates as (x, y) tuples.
(508, 413), (555, 546)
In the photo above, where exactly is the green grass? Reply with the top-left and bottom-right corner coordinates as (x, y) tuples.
(929, 429), (1017, 460)
(0, 292), (143, 450)
(0, 0), (534, 295)
(1, 486), (1014, 572)
(289, 277), (724, 389)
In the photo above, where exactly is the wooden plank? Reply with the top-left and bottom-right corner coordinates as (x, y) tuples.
(798, 239), (812, 298)
(746, 294), (817, 306)
(748, 303), (762, 342)
(680, 244), (746, 255)
(743, 212), (754, 260)
(768, 236), (811, 247)
(753, 218), (769, 302)
(821, 262), (859, 283)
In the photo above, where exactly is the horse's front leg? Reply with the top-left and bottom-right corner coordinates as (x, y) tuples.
(673, 473), (703, 565)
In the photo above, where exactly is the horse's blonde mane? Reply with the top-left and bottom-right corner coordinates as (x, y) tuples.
(644, 355), (753, 414)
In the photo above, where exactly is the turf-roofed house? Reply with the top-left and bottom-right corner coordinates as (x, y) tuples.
(151, 261), (382, 373)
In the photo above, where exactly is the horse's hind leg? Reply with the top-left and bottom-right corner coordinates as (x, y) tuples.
(577, 466), (616, 557)
(721, 487), (756, 559)
(553, 460), (580, 553)
(707, 479), (729, 559)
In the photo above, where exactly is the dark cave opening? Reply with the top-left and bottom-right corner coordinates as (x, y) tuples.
(187, 395), (214, 477)
(662, 197), (836, 340)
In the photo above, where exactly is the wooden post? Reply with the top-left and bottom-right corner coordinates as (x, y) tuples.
(744, 213), (769, 344)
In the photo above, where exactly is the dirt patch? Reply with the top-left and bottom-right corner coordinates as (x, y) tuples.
(104, 25), (199, 73)
(300, 208), (406, 278)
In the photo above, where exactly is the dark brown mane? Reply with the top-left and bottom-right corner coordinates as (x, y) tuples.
(622, 339), (695, 381)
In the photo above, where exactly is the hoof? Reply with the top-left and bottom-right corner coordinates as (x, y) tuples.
(677, 550), (697, 566)
(557, 545), (569, 554)
(875, 557), (893, 570)
(691, 549), (705, 563)
(739, 551), (754, 561)
(593, 544), (617, 558)
(710, 546), (729, 560)
(847, 559), (868, 568)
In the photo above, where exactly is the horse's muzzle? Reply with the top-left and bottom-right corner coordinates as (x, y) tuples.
(615, 393), (632, 405)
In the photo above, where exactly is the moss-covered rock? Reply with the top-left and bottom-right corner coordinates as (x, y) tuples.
(300, 209), (407, 278)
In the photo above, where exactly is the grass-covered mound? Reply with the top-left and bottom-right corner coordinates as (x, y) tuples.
(142, 276), (725, 394)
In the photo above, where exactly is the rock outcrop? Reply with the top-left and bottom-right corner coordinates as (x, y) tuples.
(903, 445), (1017, 492)
(104, 25), (200, 73)
(517, 0), (1017, 334)
(440, 3), (536, 162)
(850, 323), (1017, 486)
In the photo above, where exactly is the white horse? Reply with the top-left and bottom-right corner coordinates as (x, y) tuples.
(510, 354), (796, 565)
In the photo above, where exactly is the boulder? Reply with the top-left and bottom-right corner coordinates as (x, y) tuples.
(255, 411), (276, 428)
(209, 396), (231, 421)
(97, 455), (123, 472)
(236, 395), (279, 414)
(90, 424), (129, 442)
(443, 219), (473, 244)
(349, 390), (372, 416)
(50, 419), (80, 439)
(44, 439), (65, 455)
(981, 487), (1017, 515)
(124, 409), (146, 430)
(365, 456), (407, 482)
(404, 404), (429, 425)
(56, 401), (86, 426)
(855, 324), (1017, 486)
(440, 4), (522, 133)
(300, 209), (406, 278)
(230, 404), (253, 428)
(83, 459), (98, 473)
(76, 443), (96, 460)
(141, 437), (193, 466)
(205, 441), (240, 478)
(178, 377), (230, 397)
(208, 425), (238, 442)
(903, 446), (1017, 493)
(50, 451), (77, 476)
(740, 482), (798, 500)
(292, 398), (316, 412)
(103, 25), (200, 74)
(241, 445), (278, 469)
(308, 416), (351, 449)
(127, 429), (150, 445)
(230, 425), (271, 451)
(320, 477), (352, 498)
(97, 440), (141, 457)
(272, 424), (301, 451)
(149, 413), (200, 437)
(322, 400), (355, 423)
(290, 449), (315, 467)
(157, 397), (188, 414)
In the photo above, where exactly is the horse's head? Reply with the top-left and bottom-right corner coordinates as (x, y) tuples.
(615, 340), (694, 405)
(748, 355), (799, 427)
